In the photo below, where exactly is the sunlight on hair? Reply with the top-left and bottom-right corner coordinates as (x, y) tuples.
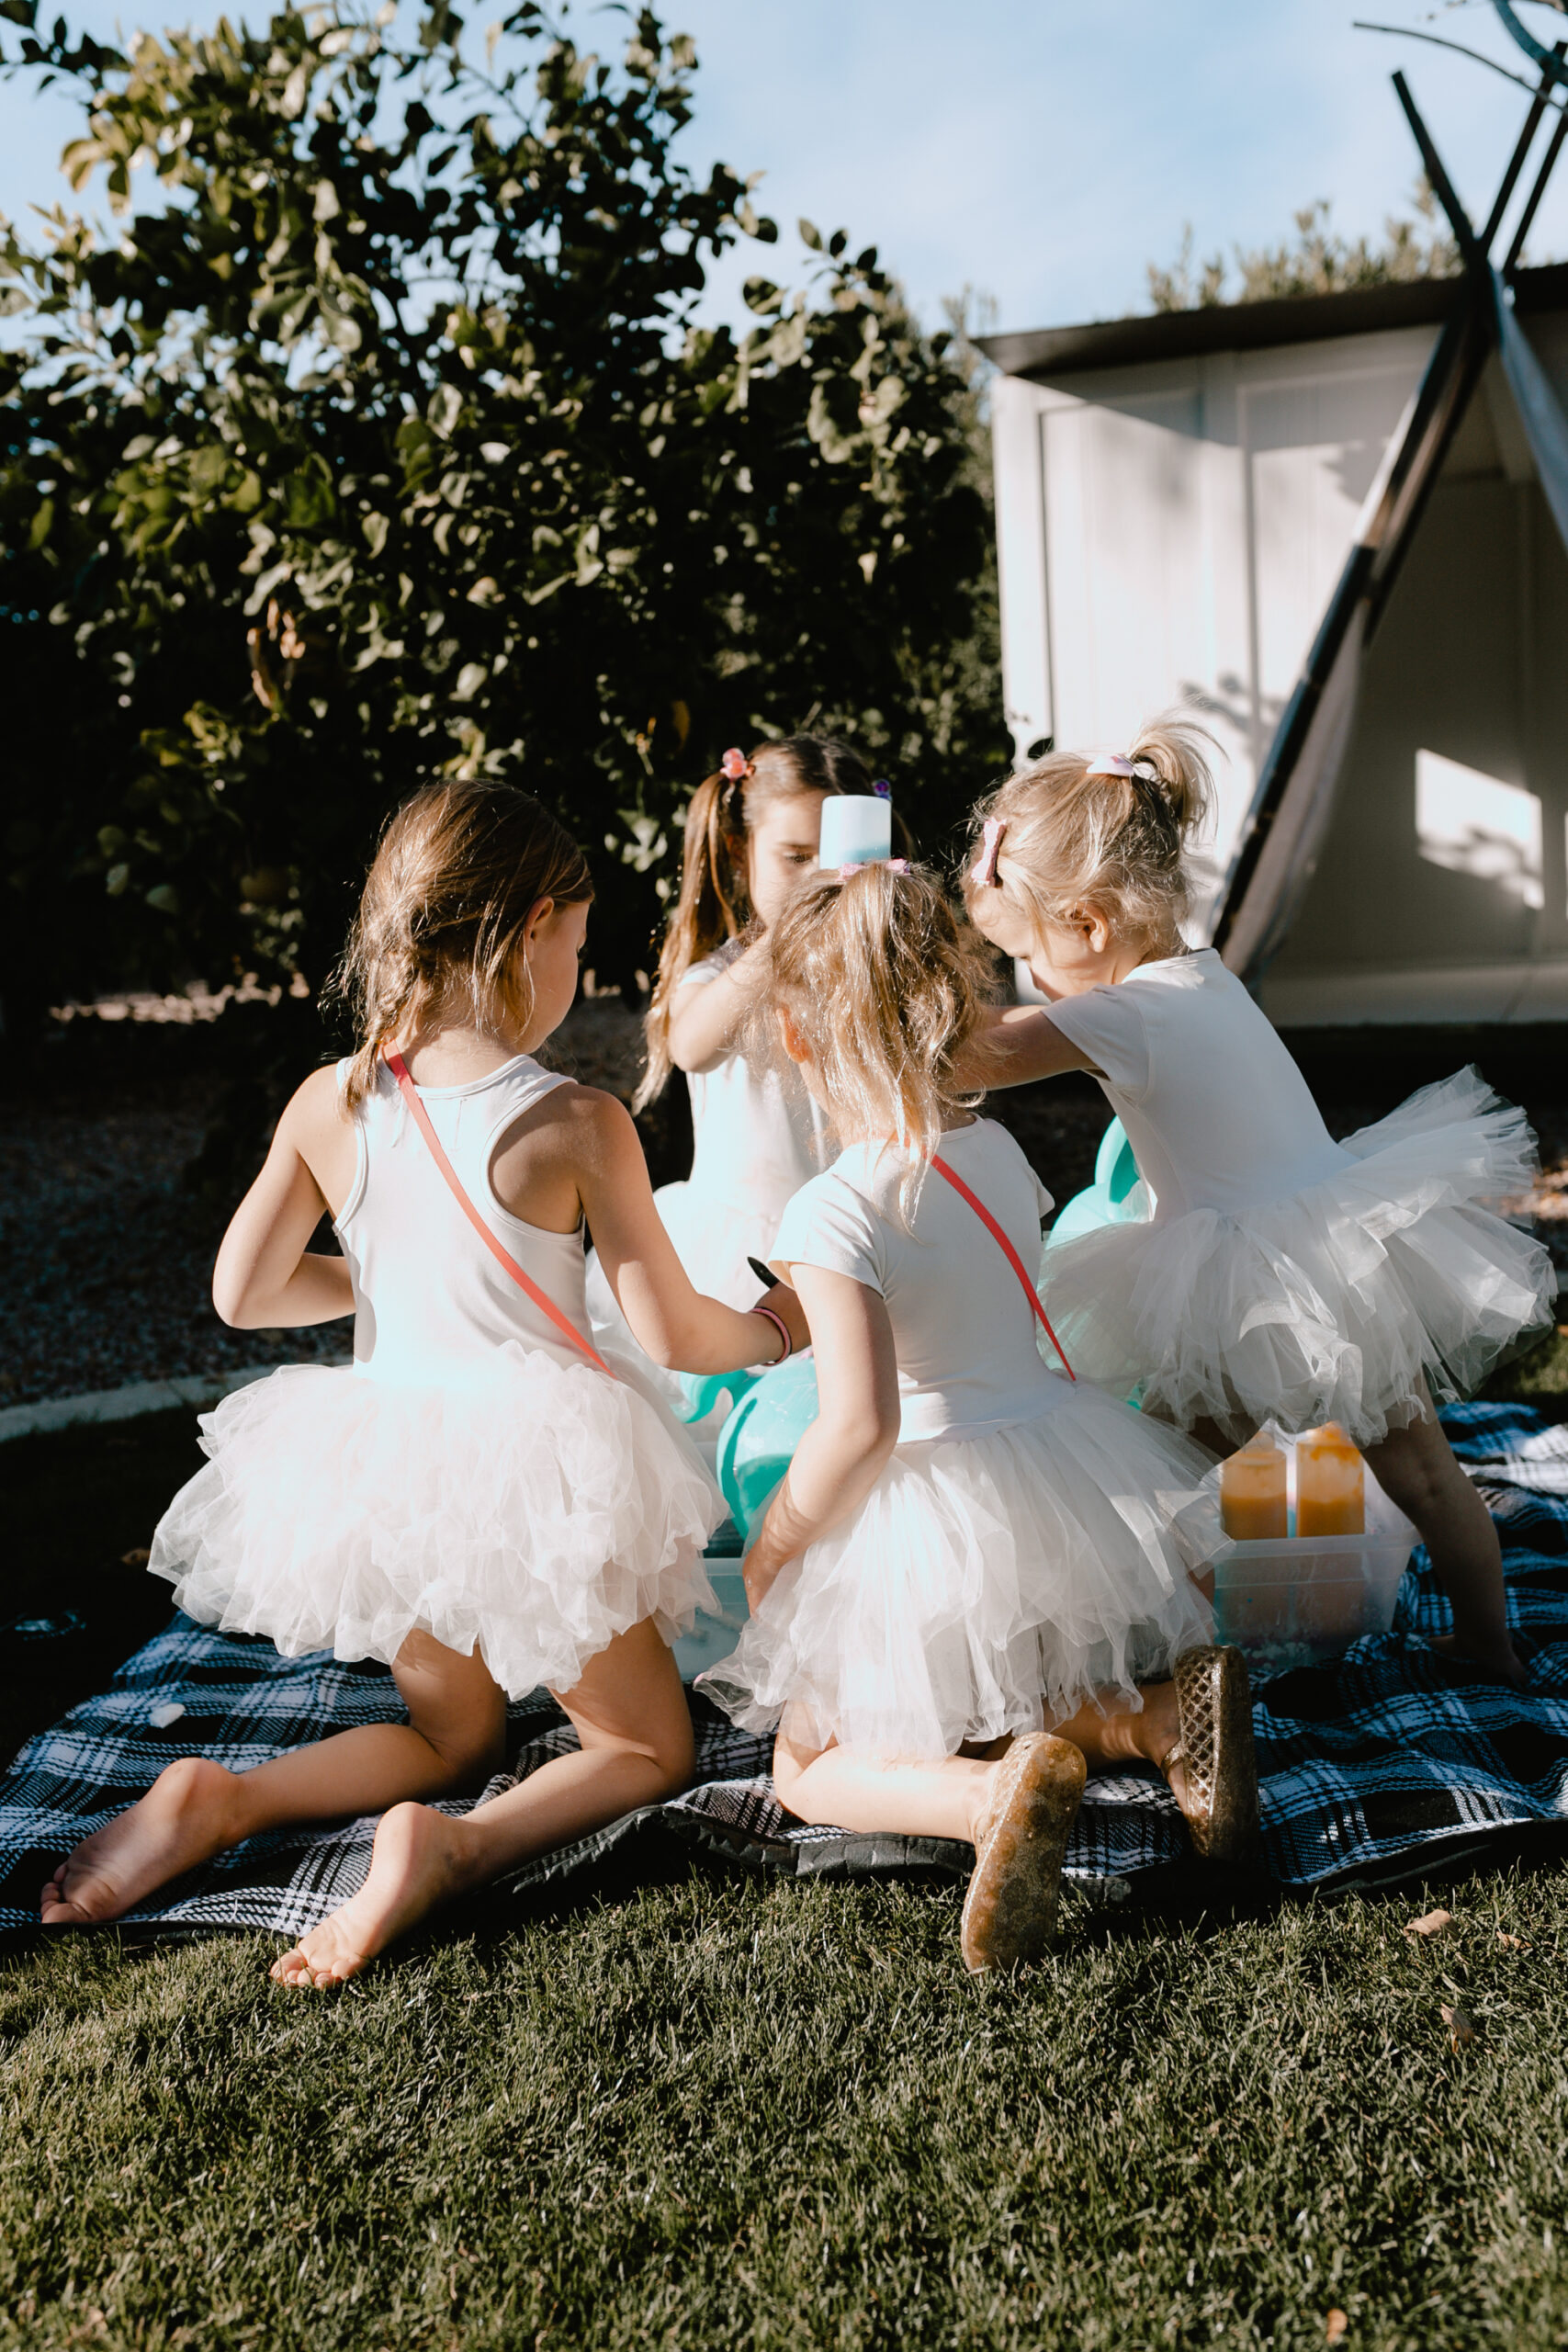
(759, 862), (994, 1223)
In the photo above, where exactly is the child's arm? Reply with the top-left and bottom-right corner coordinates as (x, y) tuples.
(546, 1090), (809, 1370)
(957, 1003), (1100, 1092)
(664, 936), (769, 1074)
(742, 1264), (900, 1609)
(211, 1068), (357, 1329)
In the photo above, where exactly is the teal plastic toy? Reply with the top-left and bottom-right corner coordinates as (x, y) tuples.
(1043, 1117), (1145, 1255)
(677, 1367), (762, 1425)
(715, 1353), (821, 1540)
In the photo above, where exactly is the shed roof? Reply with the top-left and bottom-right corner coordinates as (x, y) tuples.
(976, 259), (1568, 381)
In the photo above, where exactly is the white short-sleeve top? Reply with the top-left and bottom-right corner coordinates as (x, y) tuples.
(677, 942), (829, 1214)
(770, 1117), (1056, 1442)
(1043, 948), (1348, 1219)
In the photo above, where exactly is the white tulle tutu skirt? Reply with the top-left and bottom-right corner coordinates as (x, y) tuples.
(1043, 1069), (1555, 1447)
(699, 1378), (1215, 1760)
(149, 1345), (725, 1699)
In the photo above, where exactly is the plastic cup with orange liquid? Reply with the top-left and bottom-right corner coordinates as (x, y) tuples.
(1219, 1430), (1289, 1541)
(1295, 1423), (1365, 1536)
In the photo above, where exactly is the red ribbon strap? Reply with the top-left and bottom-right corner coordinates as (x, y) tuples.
(384, 1049), (615, 1378)
(930, 1153), (1076, 1381)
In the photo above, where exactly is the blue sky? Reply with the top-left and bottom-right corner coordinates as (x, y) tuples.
(6, 0), (1568, 334)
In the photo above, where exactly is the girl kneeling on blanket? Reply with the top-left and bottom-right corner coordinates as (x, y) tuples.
(698, 860), (1258, 1973)
(40, 781), (807, 1982)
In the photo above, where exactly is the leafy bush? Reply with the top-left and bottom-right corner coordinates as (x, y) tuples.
(1149, 188), (1460, 312)
(0, 1), (1005, 1030)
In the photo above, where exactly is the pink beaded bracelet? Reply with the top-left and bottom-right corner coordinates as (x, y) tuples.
(750, 1304), (792, 1363)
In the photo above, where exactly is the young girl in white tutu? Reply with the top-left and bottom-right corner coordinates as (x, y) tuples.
(963, 718), (1556, 1686)
(586, 739), (872, 1371)
(699, 860), (1255, 1973)
(40, 782), (805, 1982)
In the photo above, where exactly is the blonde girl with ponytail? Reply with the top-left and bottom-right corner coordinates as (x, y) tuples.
(963, 714), (1554, 1686)
(41, 780), (806, 1981)
(586, 739), (874, 1372)
(698, 859), (1254, 1975)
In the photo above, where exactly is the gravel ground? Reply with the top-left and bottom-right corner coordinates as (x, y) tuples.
(5, 1001), (1565, 1408)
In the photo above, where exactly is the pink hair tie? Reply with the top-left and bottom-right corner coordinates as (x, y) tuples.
(1086, 753), (1137, 777)
(720, 747), (751, 783)
(971, 816), (1006, 887)
(750, 1303), (792, 1363)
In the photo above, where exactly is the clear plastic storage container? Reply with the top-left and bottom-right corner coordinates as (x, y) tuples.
(1197, 1446), (1416, 1677)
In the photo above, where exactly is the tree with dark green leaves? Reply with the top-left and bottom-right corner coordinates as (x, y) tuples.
(0, 1), (1004, 1031)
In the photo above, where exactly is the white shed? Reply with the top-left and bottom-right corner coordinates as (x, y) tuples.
(980, 263), (1568, 1025)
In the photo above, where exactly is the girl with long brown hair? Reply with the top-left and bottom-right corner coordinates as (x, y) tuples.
(39, 781), (806, 1982)
(586, 739), (873, 1373)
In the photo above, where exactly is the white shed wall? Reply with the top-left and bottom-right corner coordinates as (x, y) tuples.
(992, 327), (1436, 937)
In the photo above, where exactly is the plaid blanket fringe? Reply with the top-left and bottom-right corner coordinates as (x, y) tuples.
(5, 1400), (1568, 1939)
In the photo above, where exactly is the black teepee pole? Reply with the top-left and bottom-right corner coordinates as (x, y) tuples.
(1481, 40), (1565, 250)
(1393, 71), (1481, 260)
(1505, 71), (1568, 275)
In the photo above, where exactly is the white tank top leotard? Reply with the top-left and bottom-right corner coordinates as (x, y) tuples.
(334, 1051), (592, 1385)
(675, 941), (829, 1238)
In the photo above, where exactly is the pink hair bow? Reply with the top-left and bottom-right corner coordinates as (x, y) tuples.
(837, 857), (909, 878)
(971, 816), (1006, 887)
(720, 747), (751, 783)
(1086, 753), (1137, 777)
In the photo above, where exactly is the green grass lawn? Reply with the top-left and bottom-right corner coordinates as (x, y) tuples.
(4, 1871), (1568, 2349)
(6, 1352), (1568, 2349)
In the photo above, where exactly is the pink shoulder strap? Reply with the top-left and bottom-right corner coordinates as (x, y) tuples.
(384, 1048), (614, 1377)
(930, 1152), (1076, 1381)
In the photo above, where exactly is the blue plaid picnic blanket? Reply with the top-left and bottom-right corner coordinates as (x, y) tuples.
(3, 1399), (1567, 1938)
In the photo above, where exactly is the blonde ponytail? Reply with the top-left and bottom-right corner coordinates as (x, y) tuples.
(963, 712), (1214, 956)
(761, 861), (992, 1223)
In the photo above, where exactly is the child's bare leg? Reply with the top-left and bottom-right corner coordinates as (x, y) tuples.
(1053, 1685), (1179, 1770)
(40, 1630), (506, 1928)
(271, 1617), (694, 1988)
(773, 1709), (998, 1842)
(1362, 1387), (1524, 1683)
(774, 1709), (1086, 1972)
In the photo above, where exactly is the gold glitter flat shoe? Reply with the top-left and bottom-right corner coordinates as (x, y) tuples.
(1159, 1645), (1259, 1862)
(960, 1732), (1086, 1973)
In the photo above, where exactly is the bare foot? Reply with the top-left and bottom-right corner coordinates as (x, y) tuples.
(39, 1756), (242, 1926)
(269, 1803), (479, 1989)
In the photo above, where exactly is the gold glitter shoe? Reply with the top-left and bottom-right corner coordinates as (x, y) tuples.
(960, 1733), (1086, 1973)
(1159, 1645), (1259, 1862)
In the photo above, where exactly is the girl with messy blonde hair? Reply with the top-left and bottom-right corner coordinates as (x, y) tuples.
(699, 857), (1251, 1977)
(964, 712), (1554, 1689)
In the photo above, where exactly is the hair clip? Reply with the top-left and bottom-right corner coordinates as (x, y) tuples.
(835, 857), (909, 879)
(1086, 753), (1137, 778)
(873, 779), (892, 799)
(720, 747), (751, 784)
(970, 815), (1007, 888)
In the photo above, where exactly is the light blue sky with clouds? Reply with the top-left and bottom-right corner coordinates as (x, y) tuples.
(6, 1), (1568, 335)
